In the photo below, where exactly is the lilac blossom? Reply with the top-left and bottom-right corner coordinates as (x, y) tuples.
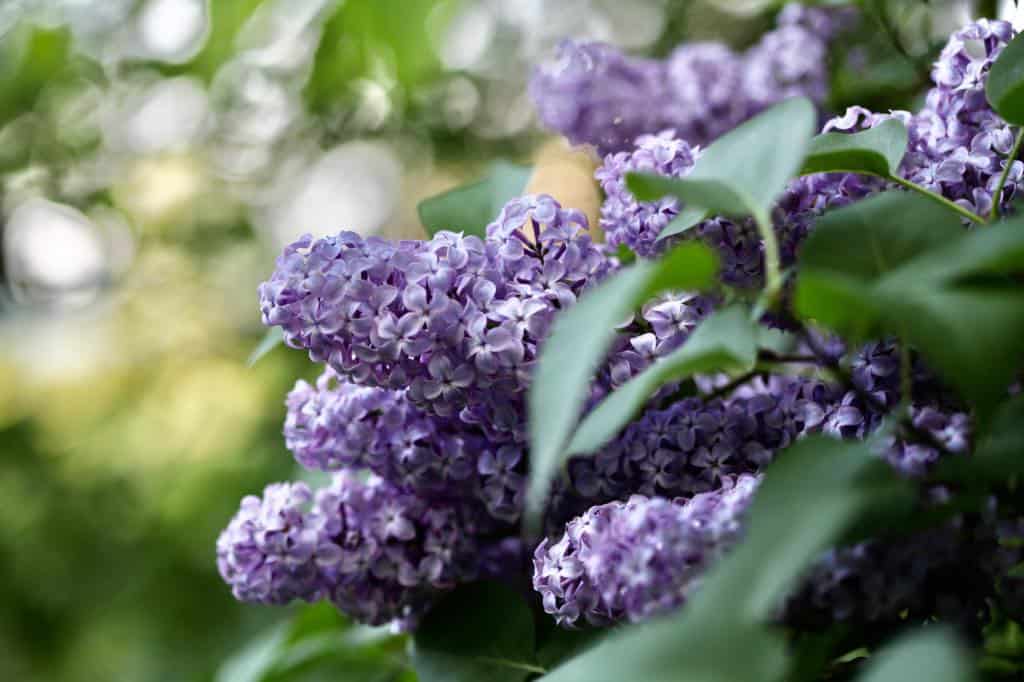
(533, 476), (760, 627)
(216, 482), (324, 605)
(530, 4), (846, 154)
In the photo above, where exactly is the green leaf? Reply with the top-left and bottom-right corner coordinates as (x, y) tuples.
(216, 624), (289, 682)
(526, 242), (718, 531)
(876, 286), (1024, 420)
(411, 582), (541, 682)
(855, 629), (975, 682)
(799, 118), (908, 178)
(987, 30), (1024, 125)
(248, 327), (285, 367)
(796, 194), (1024, 420)
(566, 306), (758, 456)
(934, 395), (1024, 485)
(797, 191), (963, 282)
(542, 437), (909, 682)
(417, 161), (531, 238)
(627, 97), (817, 224)
(657, 205), (709, 242)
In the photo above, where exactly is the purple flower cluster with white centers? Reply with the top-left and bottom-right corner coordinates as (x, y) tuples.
(530, 4), (847, 154)
(216, 482), (325, 606)
(534, 476), (760, 627)
(548, 380), (831, 530)
(312, 473), (484, 627)
(216, 472), (508, 628)
(260, 194), (611, 444)
(285, 367), (527, 522)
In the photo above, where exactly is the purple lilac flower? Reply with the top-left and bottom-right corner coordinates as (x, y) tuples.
(531, 5), (844, 154)
(595, 130), (764, 287)
(216, 482), (324, 605)
(912, 19), (1022, 216)
(784, 518), (1004, 633)
(533, 476), (760, 627)
(548, 379), (832, 530)
(260, 194), (612, 443)
(285, 366), (525, 522)
(528, 40), (667, 154)
(313, 472), (482, 627)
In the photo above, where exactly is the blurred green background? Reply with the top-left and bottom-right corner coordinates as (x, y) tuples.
(0, 1), (1018, 680)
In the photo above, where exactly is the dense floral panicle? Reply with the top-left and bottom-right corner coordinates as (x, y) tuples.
(596, 131), (701, 258)
(910, 20), (1022, 215)
(784, 518), (1004, 632)
(216, 482), (323, 605)
(533, 477), (759, 627)
(285, 367), (526, 522)
(528, 40), (666, 153)
(312, 472), (483, 627)
(285, 367), (403, 472)
(663, 44), (746, 147)
(530, 4), (842, 154)
(548, 379), (831, 529)
(260, 194), (612, 443)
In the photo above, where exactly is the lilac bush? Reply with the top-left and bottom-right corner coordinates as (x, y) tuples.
(220, 9), (1024, 678)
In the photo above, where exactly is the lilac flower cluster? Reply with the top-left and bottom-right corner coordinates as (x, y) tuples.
(285, 367), (525, 521)
(534, 476), (760, 627)
(216, 472), (518, 627)
(219, 15), (1024, 640)
(548, 378), (833, 530)
(597, 19), (1023, 288)
(530, 4), (847, 154)
(259, 195), (610, 445)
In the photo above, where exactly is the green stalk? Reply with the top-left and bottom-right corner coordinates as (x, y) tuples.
(889, 175), (989, 225)
(989, 127), (1024, 221)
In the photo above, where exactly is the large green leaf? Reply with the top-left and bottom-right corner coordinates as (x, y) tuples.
(799, 118), (908, 178)
(987, 31), (1024, 125)
(797, 191), (963, 282)
(934, 395), (1024, 485)
(526, 242), (718, 531)
(627, 97), (817, 226)
(565, 306), (758, 456)
(797, 196), (1024, 420)
(855, 629), (975, 682)
(411, 582), (540, 682)
(417, 161), (531, 238)
(541, 437), (910, 682)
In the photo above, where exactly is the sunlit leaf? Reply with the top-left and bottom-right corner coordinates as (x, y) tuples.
(418, 161), (531, 238)
(628, 97), (817, 225)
